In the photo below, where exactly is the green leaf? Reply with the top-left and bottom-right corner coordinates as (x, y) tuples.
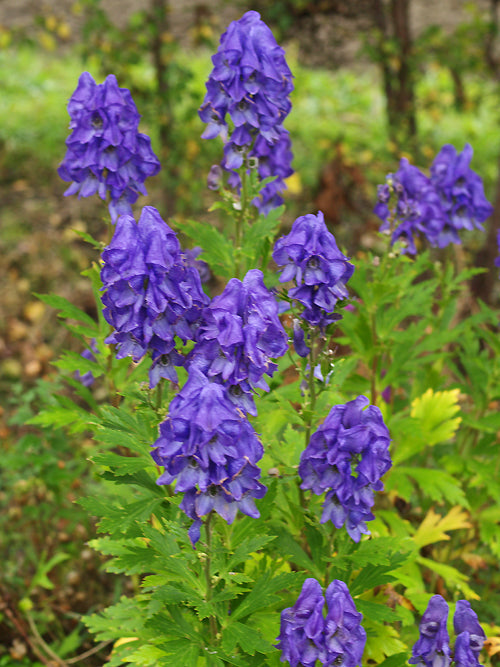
(221, 621), (270, 656)
(387, 467), (469, 507)
(410, 388), (461, 445)
(230, 571), (298, 622)
(182, 219), (234, 278)
(35, 292), (98, 328)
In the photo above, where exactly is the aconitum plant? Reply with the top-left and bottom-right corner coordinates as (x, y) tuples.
(375, 144), (493, 254)
(46, 9), (499, 667)
(276, 578), (366, 667)
(299, 395), (392, 541)
(199, 10), (294, 213)
(58, 72), (161, 221)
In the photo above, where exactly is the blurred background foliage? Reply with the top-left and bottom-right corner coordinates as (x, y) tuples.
(1, 0), (500, 665)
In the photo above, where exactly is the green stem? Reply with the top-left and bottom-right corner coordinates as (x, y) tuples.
(204, 513), (218, 642)
(304, 329), (318, 447)
(370, 312), (378, 406)
(234, 168), (248, 280)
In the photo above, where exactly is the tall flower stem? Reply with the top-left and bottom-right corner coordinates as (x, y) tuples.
(304, 329), (318, 447)
(204, 512), (218, 642)
(234, 166), (249, 280)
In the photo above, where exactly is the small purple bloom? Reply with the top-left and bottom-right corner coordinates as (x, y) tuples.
(453, 600), (486, 662)
(199, 11), (294, 213)
(276, 579), (327, 667)
(299, 395), (392, 541)
(74, 338), (99, 387)
(430, 144), (493, 233)
(409, 595), (451, 667)
(151, 368), (266, 545)
(59, 72), (161, 222)
(273, 211), (354, 353)
(323, 580), (366, 667)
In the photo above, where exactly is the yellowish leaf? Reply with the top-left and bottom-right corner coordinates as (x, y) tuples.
(414, 506), (471, 548)
(411, 388), (461, 445)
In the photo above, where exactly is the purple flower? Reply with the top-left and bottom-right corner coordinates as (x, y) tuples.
(453, 600), (486, 662)
(323, 580), (366, 667)
(74, 338), (99, 387)
(151, 368), (266, 545)
(276, 579), (365, 667)
(299, 395), (392, 541)
(276, 579), (327, 667)
(199, 11), (294, 213)
(273, 211), (354, 354)
(58, 72), (161, 222)
(375, 159), (449, 254)
(100, 206), (209, 385)
(375, 145), (493, 254)
(190, 269), (288, 415)
(409, 595), (451, 667)
(430, 144), (493, 233)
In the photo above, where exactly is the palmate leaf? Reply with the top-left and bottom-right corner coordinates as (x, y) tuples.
(416, 556), (479, 599)
(221, 620), (270, 656)
(363, 620), (408, 664)
(386, 467), (468, 507)
(413, 506), (471, 548)
(230, 571), (299, 622)
(182, 219), (235, 279)
(34, 292), (98, 329)
(410, 388), (461, 445)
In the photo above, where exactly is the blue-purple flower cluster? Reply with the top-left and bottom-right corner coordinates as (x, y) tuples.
(59, 72), (161, 222)
(190, 269), (289, 415)
(299, 395), (392, 542)
(276, 578), (366, 667)
(150, 368), (266, 546)
(273, 211), (354, 356)
(100, 206), (209, 386)
(409, 596), (486, 667)
(199, 10), (294, 213)
(374, 144), (493, 254)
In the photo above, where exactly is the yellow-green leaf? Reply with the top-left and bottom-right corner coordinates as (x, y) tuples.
(410, 388), (461, 445)
(414, 506), (471, 548)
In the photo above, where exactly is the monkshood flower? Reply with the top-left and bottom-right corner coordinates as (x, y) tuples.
(276, 578), (365, 667)
(58, 72), (161, 222)
(374, 158), (449, 254)
(190, 269), (288, 415)
(276, 578), (326, 667)
(453, 600), (486, 663)
(74, 338), (99, 387)
(409, 595), (451, 667)
(273, 211), (354, 356)
(323, 580), (366, 667)
(375, 146), (493, 254)
(199, 10), (294, 213)
(430, 144), (493, 234)
(299, 395), (392, 542)
(100, 206), (209, 386)
(150, 368), (266, 546)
